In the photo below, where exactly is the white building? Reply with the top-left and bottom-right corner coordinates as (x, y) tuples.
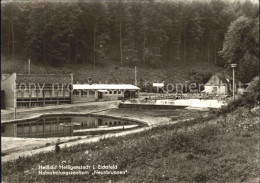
(72, 84), (140, 103)
(203, 74), (230, 95)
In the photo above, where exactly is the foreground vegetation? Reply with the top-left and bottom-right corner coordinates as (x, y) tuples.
(2, 104), (259, 182)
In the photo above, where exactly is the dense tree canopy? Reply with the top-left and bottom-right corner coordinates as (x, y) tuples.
(1, 0), (258, 79)
(220, 15), (259, 83)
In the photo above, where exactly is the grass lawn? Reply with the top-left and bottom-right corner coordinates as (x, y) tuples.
(2, 106), (259, 183)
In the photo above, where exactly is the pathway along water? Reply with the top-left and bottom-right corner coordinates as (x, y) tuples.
(1, 109), (209, 162)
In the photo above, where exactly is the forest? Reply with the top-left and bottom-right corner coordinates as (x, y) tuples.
(1, 0), (259, 82)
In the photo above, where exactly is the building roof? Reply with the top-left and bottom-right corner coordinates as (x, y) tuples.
(73, 84), (140, 90)
(216, 73), (230, 85)
(205, 73), (230, 86)
(16, 74), (72, 84)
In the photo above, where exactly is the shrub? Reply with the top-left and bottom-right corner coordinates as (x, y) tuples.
(211, 77), (259, 116)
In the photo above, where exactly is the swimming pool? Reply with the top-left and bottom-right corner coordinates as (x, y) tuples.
(1, 115), (146, 138)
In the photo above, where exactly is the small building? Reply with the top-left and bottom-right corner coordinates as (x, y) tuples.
(1, 73), (73, 109)
(203, 74), (230, 95)
(72, 84), (140, 103)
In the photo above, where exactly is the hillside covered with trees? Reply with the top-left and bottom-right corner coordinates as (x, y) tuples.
(1, 0), (259, 83)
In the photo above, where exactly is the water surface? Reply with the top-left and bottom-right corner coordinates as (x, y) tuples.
(1, 115), (145, 138)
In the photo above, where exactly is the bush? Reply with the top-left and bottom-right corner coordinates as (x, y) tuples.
(216, 77), (259, 114)
(218, 96), (244, 115)
(242, 76), (260, 108)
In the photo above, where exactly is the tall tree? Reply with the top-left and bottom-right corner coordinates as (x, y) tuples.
(1, 0), (258, 69)
(1, 3), (25, 59)
(220, 16), (259, 82)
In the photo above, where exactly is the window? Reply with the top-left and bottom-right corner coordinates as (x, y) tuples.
(82, 91), (88, 97)
(114, 91), (117, 94)
(16, 91), (23, 98)
(17, 103), (29, 107)
(37, 91), (43, 98)
(109, 91), (112, 94)
(73, 90), (80, 96)
(31, 90), (37, 98)
(23, 91), (30, 98)
(58, 91), (63, 97)
(118, 91), (121, 94)
(52, 90), (58, 97)
(89, 90), (95, 96)
(44, 90), (51, 97)
(64, 91), (70, 97)
(98, 118), (103, 126)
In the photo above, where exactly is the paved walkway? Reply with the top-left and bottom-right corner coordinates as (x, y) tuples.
(1, 100), (120, 114)
(2, 126), (153, 162)
(1, 101), (120, 122)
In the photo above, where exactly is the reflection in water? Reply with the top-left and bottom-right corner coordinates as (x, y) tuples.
(1, 116), (143, 138)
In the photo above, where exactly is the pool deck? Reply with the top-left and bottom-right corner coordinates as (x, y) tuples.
(1, 100), (120, 123)
(1, 100), (120, 115)
(122, 99), (226, 109)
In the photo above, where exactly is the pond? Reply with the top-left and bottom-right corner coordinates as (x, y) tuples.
(1, 115), (146, 138)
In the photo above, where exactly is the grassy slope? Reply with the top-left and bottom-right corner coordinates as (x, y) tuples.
(1, 56), (222, 84)
(2, 106), (259, 183)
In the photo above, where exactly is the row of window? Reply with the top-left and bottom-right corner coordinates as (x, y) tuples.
(17, 91), (70, 98)
(104, 121), (124, 125)
(73, 90), (123, 96)
(73, 90), (95, 96)
(107, 91), (122, 95)
(17, 103), (43, 107)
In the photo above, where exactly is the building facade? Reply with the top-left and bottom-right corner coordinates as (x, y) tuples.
(1, 73), (73, 108)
